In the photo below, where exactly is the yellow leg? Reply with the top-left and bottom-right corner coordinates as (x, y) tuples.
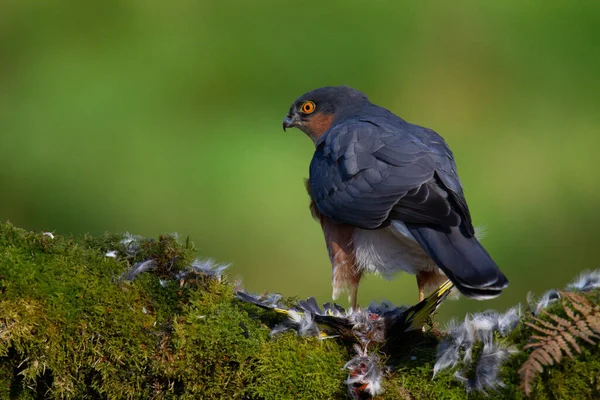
(350, 281), (359, 309)
(416, 273), (426, 302)
(416, 273), (428, 331)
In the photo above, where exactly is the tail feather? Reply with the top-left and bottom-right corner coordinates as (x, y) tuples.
(404, 279), (454, 331)
(406, 224), (508, 299)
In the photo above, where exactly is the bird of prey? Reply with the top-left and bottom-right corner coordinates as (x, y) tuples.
(282, 86), (508, 308)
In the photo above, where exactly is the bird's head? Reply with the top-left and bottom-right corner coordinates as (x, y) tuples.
(283, 86), (369, 144)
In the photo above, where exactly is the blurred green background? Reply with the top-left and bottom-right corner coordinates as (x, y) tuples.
(1, 1), (599, 320)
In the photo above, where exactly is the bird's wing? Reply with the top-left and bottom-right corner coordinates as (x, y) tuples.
(309, 118), (473, 233)
(414, 126), (473, 230)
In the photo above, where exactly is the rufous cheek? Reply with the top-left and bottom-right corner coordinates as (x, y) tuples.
(305, 113), (335, 142)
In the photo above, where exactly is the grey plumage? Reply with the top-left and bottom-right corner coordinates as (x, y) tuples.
(498, 306), (522, 336)
(237, 282), (452, 399)
(120, 232), (143, 257)
(178, 258), (230, 282)
(474, 343), (518, 392)
(120, 260), (157, 281)
(526, 269), (600, 316)
(120, 257), (231, 284)
(566, 269), (600, 292)
(238, 280), (452, 343)
(237, 293), (389, 342)
(433, 317), (475, 377)
(454, 343), (518, 393)
(115, 231), (230, 285)
(366, 300), (407, 315)
(433, 307), (521, 391)
(527, 289), (561, 316)
(283, 309), (321, 337)
(305, 86), (508, 299)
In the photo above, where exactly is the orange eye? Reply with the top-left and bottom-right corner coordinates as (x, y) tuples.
(300, 101), (316, 114)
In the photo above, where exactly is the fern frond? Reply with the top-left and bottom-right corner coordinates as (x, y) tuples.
(533, 348), (555, 365)
(519, 291), (600, 397)
(573, 320), (598, 344)
(518, 362), (539, 397)
(523, 336), (548, 346)
(519, 349), (551, 396)
(524, 320), (555, 336)
(544, 341), (563, 363)
(556, 333), (577, 357)
(546, 312), (572, 328)
(563, 299), (579, 320)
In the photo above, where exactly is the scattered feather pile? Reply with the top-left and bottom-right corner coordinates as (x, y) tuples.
(344, 345), (383, 399)
(103, 232), (600, 398)
(440, 269), (600, 397)
(109, 232), (230, 284)
(237, 281), (453, 344)
(238, 280), (454, 398)
(175, 259), (231, 283)
(433, 306), (521, 393)
(527, 270), (600, 317)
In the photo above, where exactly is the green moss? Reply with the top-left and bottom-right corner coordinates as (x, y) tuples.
(249, 333), (348, 399)
(379, 332), (496, 400)
(1, 220), (600, 399)
(0, 222), (350, 399)
(500, 300), (600, 400)
(379, 295), (600, 400)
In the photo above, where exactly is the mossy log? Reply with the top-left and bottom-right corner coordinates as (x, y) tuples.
(0, 222), (599, 399)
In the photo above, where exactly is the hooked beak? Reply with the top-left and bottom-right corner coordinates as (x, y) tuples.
(282, 114), (298, 132)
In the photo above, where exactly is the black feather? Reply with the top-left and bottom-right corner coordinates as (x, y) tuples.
(407, 224), (508, 298)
